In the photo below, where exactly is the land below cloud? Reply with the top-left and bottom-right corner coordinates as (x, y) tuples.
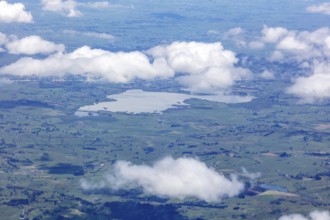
(0, 72), (330, 219)
(1, 0), (330, 219)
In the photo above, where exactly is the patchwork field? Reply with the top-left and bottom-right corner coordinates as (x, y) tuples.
(0, 77), (329, 219)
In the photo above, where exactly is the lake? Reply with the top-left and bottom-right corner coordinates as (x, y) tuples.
(76, 89), (253, 115)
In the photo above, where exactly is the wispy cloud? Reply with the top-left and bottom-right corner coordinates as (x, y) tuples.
(240, 167), (261, 180)
(0, 78), (13, 85)
(307, 3), (330, 15)
(224, 27), (247, 47)
(80, 157), (244, 202)
(279, 210), (330, 220)
(82, 1), (111, 9)
(0, 32), (8, 51)
(64, 30), (115, 40)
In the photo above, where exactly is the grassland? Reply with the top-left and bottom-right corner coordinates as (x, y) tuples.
(0, 75), (329, 219)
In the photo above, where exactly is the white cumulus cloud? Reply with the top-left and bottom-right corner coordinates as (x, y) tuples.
(279, 210), (330, 220)
(261, 26), (289, 43)
(80, 157), (244, 203)
(148, 41), (251, 93)
(246, 26), (288, 49)
(0, 41), (251, 95)
(276, 36), (310, 51)
(251, 26), (330, 62)
(259, 69), (275, 80)
(0, 1), (33, 23)
(41, 0), (119, 17)
(5, 35), (65, 55)
(41, 0), (82, 17)
(287, 62), (330, 103)
(307, 3), (330, 15)
(248, 26), (330, 103)
(0, 46), (174, 82)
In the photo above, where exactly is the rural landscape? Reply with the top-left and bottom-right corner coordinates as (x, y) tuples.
(0, 0), (330, 219)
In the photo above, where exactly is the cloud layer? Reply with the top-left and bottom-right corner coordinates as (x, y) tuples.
(279, 210), (330, 220)
(0, 1), (33, 23)
(0, 45), (173, 82)
(0, 41), (250, 93)
(80, 157), (244, 202)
